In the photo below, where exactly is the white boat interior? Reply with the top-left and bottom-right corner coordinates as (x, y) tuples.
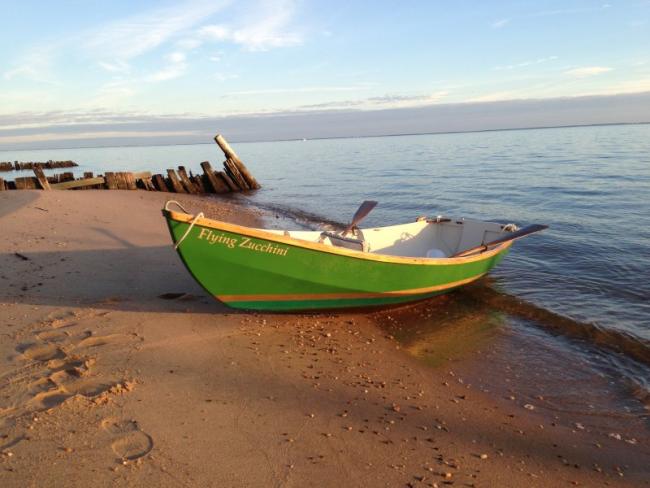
(263, 217), (515, 258)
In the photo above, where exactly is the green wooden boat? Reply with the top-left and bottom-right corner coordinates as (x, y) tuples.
(163, 201), (546, 312)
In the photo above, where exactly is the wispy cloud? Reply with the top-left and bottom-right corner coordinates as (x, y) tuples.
(300, 92), (448, 110)
(0, 110), (206, 131)
(0, 130), (202, 145)
(494, 56), (558, 71)
(2, 0), (227, 83)
(147, 52), (188, 82)
(4, 65), (40, 81)
(466, 91), (525, 103)
(224, 84), (375, 97)
(609, 77), (650, 94)
(175, 38), (203, 50)
(213, 73), (239, 82)
(84, 80), (137, 109)
(98, 60), (130, 73)
(493, 4), (611, 28)
(3, 46), (59, 83)
(565, 66), (612, 77)
(199, 0), (302, 51)
(86, 0), (228, 63)
(491, 18), (510, 29)
(528, 4), (611, 18)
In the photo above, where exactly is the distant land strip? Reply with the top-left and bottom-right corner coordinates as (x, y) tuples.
(1, 91), (649, 151)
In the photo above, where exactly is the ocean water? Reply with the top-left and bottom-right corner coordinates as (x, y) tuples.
(2, 124), (649, 418)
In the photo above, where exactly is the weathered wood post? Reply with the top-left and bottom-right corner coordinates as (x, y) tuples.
(105, 172), (119, 190)
(200, 161), (230, 193)
(214, 134), (261, 189)
(15, 177), (38, 189)
(166, 169), (186, 193)
(152, 174), (168, 192)
(177, 166), (198, 194)
(123, 172), (137, 190)
(218, 171), (239, 191)
(33, 167), (51, 190)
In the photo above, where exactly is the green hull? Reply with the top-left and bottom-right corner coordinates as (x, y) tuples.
(163, 211), (510, 312)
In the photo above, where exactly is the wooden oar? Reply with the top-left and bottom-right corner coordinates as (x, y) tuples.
(343, 200), (378, 235)
(451, 224), (548, 257)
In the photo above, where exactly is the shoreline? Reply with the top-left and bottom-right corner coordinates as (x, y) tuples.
(1, 190), (648, 486)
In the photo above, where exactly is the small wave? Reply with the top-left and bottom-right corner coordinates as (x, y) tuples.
(465, 281), (650, 368)
(240, 198), (346, 231)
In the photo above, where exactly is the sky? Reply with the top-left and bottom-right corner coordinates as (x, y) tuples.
(1, 0), (649, 149)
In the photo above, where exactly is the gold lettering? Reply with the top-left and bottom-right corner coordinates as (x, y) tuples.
(198, 233), (288, 256)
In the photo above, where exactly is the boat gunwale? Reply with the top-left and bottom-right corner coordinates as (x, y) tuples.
(163, 209), (513, 265)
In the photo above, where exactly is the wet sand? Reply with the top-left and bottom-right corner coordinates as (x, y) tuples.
(0, 190), (648, 487)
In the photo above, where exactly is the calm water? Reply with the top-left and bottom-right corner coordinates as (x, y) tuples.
(3, 124), (650, 412)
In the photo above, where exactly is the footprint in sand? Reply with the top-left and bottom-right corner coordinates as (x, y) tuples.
(5, 311), (138, 420)
(28, 377), (56, 395)
(101, 418), (153, 461)
(35, 329), (70, 343)
(49, 369), (115, 397)
(18, 343), (66, 362)
(76, 333), (130, 349)
(29, 388), (71, 410)
(47, 356), (95, 375)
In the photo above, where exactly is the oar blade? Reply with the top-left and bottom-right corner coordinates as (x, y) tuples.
(488, 224), (549, 246)
(351, 200), (378, 226)
(344, 200), (378, 234)
(451, 223), (548, 257)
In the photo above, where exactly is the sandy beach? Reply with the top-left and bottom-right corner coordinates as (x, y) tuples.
(1, 190), (648, 487)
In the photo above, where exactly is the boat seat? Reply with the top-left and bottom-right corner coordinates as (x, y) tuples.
(319, 230), (369, 252)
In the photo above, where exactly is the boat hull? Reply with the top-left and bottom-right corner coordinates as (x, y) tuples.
(164, 211), (511, 311)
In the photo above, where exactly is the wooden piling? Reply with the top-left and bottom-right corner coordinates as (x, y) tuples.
(50, 177), (105, 190)
(15, 177), (38, 189)
(200, 161), (229, 193)
(141, 177), (156, 191)
(105, 172), (119, 190)
(166, 169), (186, 193)
(177, 166), (197, 194)
(33, 167), (51, 190)
(80, 172), (94, 190)
(223, 166), (243, 191)
(114, 173), (127, 190)
(224, 158), (251, 190)
(189, 172), (206, 193)
(218, 171), (239, 192)
(152, 174), (168, 192)
(122, 172), (137, 190)
(4, 134), (261, 194)
(0, 160), (77, 172)
(214, 134), (261, 189)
